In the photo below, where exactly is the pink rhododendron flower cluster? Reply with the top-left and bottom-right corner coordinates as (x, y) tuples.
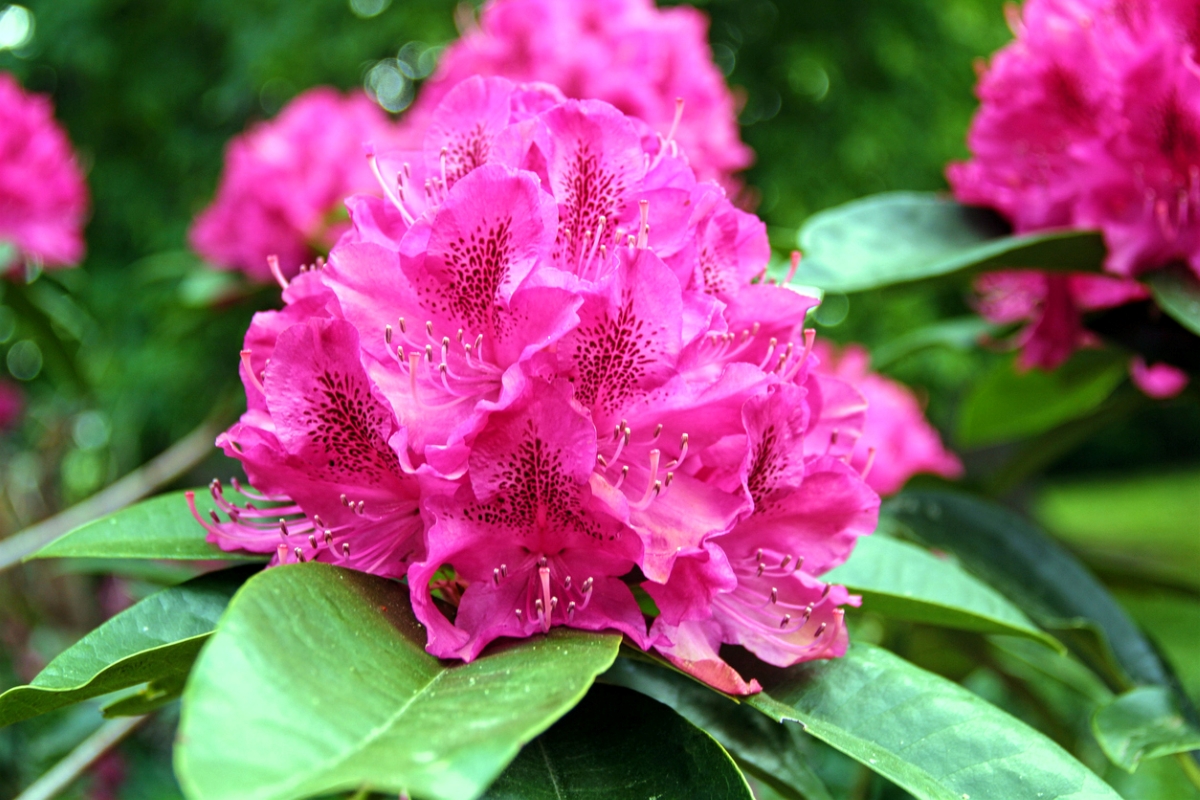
(402, 0), (752, 194)
(190, 88), (401, 282)
(192, 77), (878, 693)
(0, 72), (88, 275)
(811, 342), (962, 496)
(950, 1), (1196, 396)
(949, 0), (1200, 279)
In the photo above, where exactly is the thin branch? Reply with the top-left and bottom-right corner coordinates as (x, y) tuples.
(15, 715), (146, 800)
(0, 415), (226, 573)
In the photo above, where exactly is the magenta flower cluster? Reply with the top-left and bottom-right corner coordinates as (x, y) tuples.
(190, 88), (401, 282)
(0, 72), (88, 275)
(950, 0), (1195, 395)
(190, 0), (754, 286)
(950, 0), (1200, 279)
(404, 0), (752, 193)
(193, 78), (879, 693)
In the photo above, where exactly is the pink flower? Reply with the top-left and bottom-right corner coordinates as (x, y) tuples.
(198, 77), (878, 691)
(0, 379), (22, 430)
(974, 270), (1150, 371)
(401, 0), (752, 194)
(1129, 356), (1189, 397)
(0, 72), (88, 274)
(949, 0), (1200, 279)
(810, 341), (962, 496)
(189, 88), (400, 283)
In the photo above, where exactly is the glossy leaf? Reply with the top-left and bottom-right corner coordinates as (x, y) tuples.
(740, 642), (1124, 800)
(604, 655), (832, 800)
(958, 351), (1127, 448)
(1147, 265), (1200, 338)
(175, 563), (622, 800)
(795, 192), (1105, 293)
(0, 566), (252, 727)
(1104, 753), (1200, 800)
(824, 529), (1061, 650)
(1093, 687), (1200, 772)
(481, 683), (754, 800)
(30, 490), (267, 562)
(870, 316), (993, 370)
(885, 491), (1183, 695)
(1037, 470), (1200, 593)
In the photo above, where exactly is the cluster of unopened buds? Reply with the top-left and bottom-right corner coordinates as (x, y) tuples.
(189, 76), (880, 694)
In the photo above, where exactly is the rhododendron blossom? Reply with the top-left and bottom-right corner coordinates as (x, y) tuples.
(190, 88), (400, 282)
(974, 270), (1151, 371)
(401, 0), (752, 193)
(193, 76), (879, 693)
(811, 341), (962, 496)
(0, 72), (88, 274)
(949, 0), (1200, 279)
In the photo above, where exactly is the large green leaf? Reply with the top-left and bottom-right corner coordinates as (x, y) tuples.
(884, 491), (1179, 694)
(794, 192), (1105, 293)
(603, 656), (833, 800)
(958, 351), (1127, 448)
(824, 529), (1061, 650)
(740, 642), (1123, 800)
(174, 563), (622, 800)
(1037, 470), (1200, 593)
(481, 683), (753, 800)
(30, 490), (267, 562)
(1093, 687), (1200, 772)
(0, 566), (252, 727)
(1147, 265), (1200, 337)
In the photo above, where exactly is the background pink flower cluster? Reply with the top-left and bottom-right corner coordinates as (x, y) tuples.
(404, 0), (752, 194)
(189, 0), (752, 283)
(189, 88), (400, 282)
(194, 77), (880, 693)
(949, 0), (1196, 395)
(0, 72), (88, 276)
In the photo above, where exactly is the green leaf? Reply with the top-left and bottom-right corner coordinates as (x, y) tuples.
(795, 192), (1105, 293)
(741, 642), (1124, 800)
(603, 655), (833, 800)
(824, 529), (1062, 651)
(1116, 591), (1200, 702)
(1104, 752), (1200, 800)
(0, 566), (252, 727)
(1093, 687), (1200, 772)
(1147, 265), (1200, 337)
(1037, 470), (1200, 593)
(480, 683), (754, 800)
(30, 490), (268, 562)
(958, 351), (1127, 448)
(869, 316), (994, 370)
(174, 563), (621, 800)
(885, 491), (1181, 694)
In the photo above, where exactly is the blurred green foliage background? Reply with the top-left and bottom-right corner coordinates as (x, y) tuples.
(0, 0), (1197, 797)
